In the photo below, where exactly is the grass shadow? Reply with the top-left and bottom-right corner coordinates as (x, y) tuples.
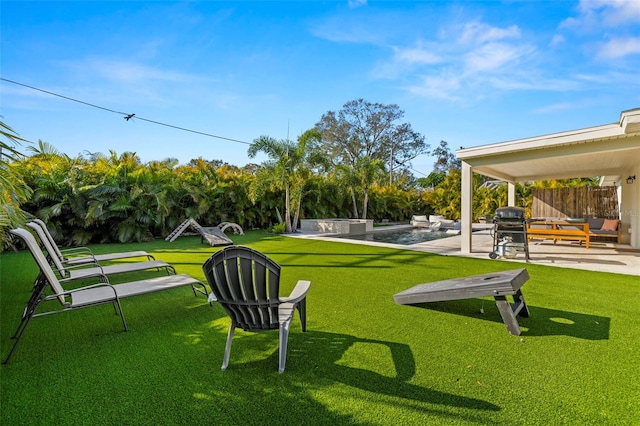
(208, 330), (502, 424)
(407, 299), (610, 340)
(296, 331), (502, 423)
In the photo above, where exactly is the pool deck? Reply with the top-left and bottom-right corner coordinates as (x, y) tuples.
(291, 224), (640, 277)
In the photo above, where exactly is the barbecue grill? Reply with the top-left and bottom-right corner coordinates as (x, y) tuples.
(489, 206), (529, 260)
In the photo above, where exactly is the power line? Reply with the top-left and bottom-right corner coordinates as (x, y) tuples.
(0, 77), (252, 145)
(2, 77), (431, 176)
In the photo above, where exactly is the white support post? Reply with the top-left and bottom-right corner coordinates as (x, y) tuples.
(461, 161), (473, 254)
(508, 182), (516, 207)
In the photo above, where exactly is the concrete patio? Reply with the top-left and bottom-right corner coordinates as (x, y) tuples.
(292, 225), (640, 277)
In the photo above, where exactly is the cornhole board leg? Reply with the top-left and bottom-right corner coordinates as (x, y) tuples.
(494, 288), (529, 336)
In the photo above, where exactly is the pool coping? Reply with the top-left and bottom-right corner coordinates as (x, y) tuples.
(289, 223), (640, 276)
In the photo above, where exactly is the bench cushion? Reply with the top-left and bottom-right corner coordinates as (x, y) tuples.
(588, 218), (604, 230)
(601, 219), (619, 231)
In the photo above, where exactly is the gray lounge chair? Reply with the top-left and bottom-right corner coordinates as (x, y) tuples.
(29, 219), (154, 266)
(410, 215), (430, 227)
(25, 222), (175, 280)
(202, 245), (310, 373)
(3, 228), (208, 364)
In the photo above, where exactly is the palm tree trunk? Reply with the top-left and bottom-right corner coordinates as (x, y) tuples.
(284, 185), (292, 233)
(292, 192), (302, 232)
(350, 187), (359, 219)
(362, 191), (369, 220)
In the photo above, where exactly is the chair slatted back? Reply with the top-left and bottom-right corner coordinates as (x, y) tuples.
(26, 222), (69, 277)
(203, 246), (281, 332)
(31, 219), (65, 261)
(10, 228), (69, 305)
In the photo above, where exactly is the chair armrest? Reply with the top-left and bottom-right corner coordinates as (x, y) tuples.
(280, 280), (311, 304)
(43, 281), (118, 306)
(60, 272), (109, 285)
(60, 247), (95, 257)
(63, 257), (101, 268)
(278, 302), (296, 324)
(59, 261), (103, 274)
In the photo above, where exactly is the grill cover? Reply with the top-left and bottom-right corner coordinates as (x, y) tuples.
(495, 207), (525, 220)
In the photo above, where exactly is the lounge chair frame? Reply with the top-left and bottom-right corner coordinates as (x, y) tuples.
(26, 222), (175, 281)
(30, 218), (155, 266)
(3, 228), (208, 364)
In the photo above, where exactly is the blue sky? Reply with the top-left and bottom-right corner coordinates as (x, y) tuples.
(2, 0), (639, 176)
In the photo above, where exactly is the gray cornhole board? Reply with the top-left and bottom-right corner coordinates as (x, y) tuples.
(394, 269), (530, 335)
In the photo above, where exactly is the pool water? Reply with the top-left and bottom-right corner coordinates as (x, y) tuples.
(332, 227), (457, 245)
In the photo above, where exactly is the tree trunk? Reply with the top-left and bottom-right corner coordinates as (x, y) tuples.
(292, 192), (302, 232)
(284, 185), (292, 233)
(350, 187), (359, 219)
(362, 191), (369, 220)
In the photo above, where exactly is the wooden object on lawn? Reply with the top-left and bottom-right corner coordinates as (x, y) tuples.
(394, 269), (530, 336)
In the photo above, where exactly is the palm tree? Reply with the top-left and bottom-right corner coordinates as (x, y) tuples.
(248, 136), (299, 233)
(0, 120), (33, 247)
(248, 131), (322, 233)
(334, 163), (360, 218)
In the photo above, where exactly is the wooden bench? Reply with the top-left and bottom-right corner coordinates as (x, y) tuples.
(526, 220), (590, 249)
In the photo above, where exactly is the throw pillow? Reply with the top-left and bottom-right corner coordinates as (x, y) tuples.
(601, 219), (619, 231)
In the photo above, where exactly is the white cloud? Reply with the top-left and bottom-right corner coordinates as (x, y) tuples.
(577, 0), (640, 27)
(560, 1), (640, 60)
(533, 103), (576, 114)
(458, 22), (521, 44)
(348, 0), (367, 9)
(315, 7), (632, 104)
(595, 37), (640, 59)
(398, 30), (539, 102)
(550, 34), (565, 47)
(563, 0), (640, 30)
(394, 46), (442, 65)
(407, 74), (463, 102)
(50, 57), (213, 108)
(464, 42), (529, 73)
(371, 41), (443, 80)
(82, 58), (195, 84)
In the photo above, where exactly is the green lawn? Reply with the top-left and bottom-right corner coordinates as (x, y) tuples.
(1, 232), (638, 425)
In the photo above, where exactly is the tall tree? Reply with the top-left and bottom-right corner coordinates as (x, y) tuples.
(314, 99), (428, 170)
(431, 140), (461, 173)
(313, 99), (428, 217)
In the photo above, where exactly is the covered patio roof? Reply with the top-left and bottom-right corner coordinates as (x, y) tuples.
(456, 108), (640, 183)
(456, 108), (640, 252)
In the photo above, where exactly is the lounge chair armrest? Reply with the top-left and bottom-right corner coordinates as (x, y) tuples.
(60, 247), (94, 257)
(60, 260), (102, 271)
(60, 272), (109, 285)
(280, 280), (311, 304)
(43, 282), (117, 301)
(56, 262), (103, 279)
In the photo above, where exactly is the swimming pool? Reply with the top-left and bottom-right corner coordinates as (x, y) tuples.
(331, 227), (458, 245)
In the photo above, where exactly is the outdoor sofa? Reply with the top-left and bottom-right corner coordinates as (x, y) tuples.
(588, 218), (621, 243)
